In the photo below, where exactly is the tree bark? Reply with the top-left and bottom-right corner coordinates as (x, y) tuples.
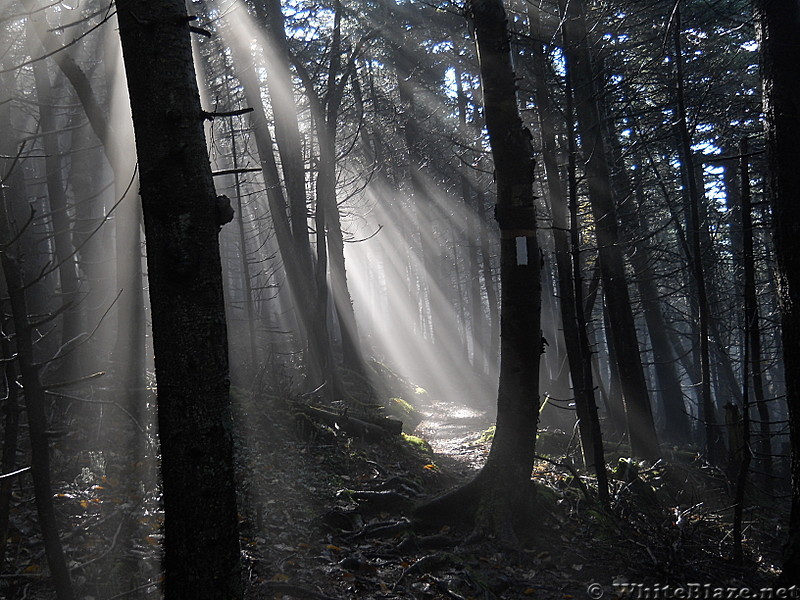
(754, 0), (800, 582)
(115, 1), (242, 597)
(252, 0), (314, 279)
(604, 103), (690, 444)
(293, 2), (368, 382)
(456, 68), (489, 375)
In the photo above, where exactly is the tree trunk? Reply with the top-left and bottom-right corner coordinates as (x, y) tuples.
(115, 2), (242, 597)
(22, 0), (148, 407)
(740, 136), (773, 493)
(476, 186), (501, 374)
(229, 118), (259, 375)
(604, 104), (690, 444)
(454, 64), (488, 374)
(754, 0), (800, 582)
(252, 0), (314, 279)
(415, 0), (542, 543)
(222, 11), (328, 392)
(672, 5), (719, 460)
(560, 0), (660, 459)
(0, 212), (73, 600)
(0, 56), (74, 599)
(530, 5), (607, 499)
(0, 305), (20, 568)
(295, 0), (368, 382)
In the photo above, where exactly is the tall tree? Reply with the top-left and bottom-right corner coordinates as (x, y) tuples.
(528, 4), (608, 497)
(115, 1), (242, 597)
(0, 66), (74, 600)
(559, 0), (660, 459)
(754, 0), (800, 583)
(415, 0), (542, 543)
(671, 2), (719, 459)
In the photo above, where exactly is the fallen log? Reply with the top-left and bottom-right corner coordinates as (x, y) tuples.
(293, 404), (402, 440)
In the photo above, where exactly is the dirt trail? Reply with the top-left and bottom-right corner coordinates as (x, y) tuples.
(414, 399), (494, 471)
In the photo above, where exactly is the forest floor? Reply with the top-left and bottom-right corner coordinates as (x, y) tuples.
(0, 371), (789, 600)
(229, 379), (787, 600)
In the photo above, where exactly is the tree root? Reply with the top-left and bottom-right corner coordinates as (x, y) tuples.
(412, 472), (538, 548)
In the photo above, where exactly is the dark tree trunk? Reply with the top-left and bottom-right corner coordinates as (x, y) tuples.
(476, 186), (501, 373)
(229, 118), (259, 374)
(393, 38), (441, 347)
(252, 0), (343, 396)
(115, 2), (242, 597)
(755, 0), (800, 578)
(529, 6), (608, 502)
(0, 213), (74, 600)
(672, 5), (719, 460)
(415, 0), (542, 543)
(0, 74), (22, 572)
(22, 0), (148, 407)
(740, 136), (773, 493)
(602, 100), (691, 445)
(560, 0), (660, 459)
(294, 2), (368, 383)
(68, 116), (110, 364)
(454, 65), (489, 375)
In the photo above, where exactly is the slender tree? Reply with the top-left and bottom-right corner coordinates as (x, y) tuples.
(529, 4), (608, 499)
(739, 137), (773, 491)
(559, 0), (660, 459)
(672, 3), (719, 459)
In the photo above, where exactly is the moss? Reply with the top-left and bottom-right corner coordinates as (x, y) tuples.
(391, 397), (415, 415)
(385, 397), (424, 432)
(476, 425), (496, 444)
(402, 433), (433, 456)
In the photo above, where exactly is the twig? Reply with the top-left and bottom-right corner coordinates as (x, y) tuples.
(35, 290), (122, 366)
(535, 454), (591, 499)
(211, 167), (262, 177)
(45, 371), (105, 390)
(189, 25), (212, 37)
(44, 391), (145, 433)
(201, 107), (254, 120)
(72, 516), (126, 571)
(0, 466), (30, 480)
